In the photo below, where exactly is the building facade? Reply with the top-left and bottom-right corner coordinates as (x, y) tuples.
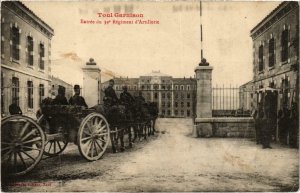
(102, 71), (197, 118)
(50, 76), (73, 100)
(240, 1), (299, 142)
(1, 1), (54, 118)
(250, 1), (299, 111)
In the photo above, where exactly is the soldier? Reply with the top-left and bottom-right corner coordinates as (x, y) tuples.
(120, 85), (135, 107)
(136, 90), (146, 104)
(69, 85), (88, 108)
(120, 86), (135, 148)
(289, 102), (298, 148)
(104, 79), (119, 106)
(252, 108), (261, 144)
(53, 87), (68, 105)
(261, 111), (272, 149)
(9, 101), (22, 115)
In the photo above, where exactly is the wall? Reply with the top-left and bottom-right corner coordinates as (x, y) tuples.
(195, 117), (255, 138)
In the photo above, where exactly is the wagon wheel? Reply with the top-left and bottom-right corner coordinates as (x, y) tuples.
(77, 113), (110, 161)
(1, 115), (45, 177)
(37, 115), (68, 157)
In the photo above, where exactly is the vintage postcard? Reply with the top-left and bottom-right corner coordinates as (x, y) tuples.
(1, 1), (299, 192)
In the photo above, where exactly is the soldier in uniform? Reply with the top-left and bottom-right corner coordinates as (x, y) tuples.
(136, 91), (146, 104)
(120, 86), (135, 106)
(252, 108), (261, 144)
(104, 79), (119, 106)
(53, 87), (68, 105)
(69, 85), (88, 108)
(9, 101), (22, 115)
(120, 85), (135, 148)
(120, 85), (135, 118)
(289, 102), (298, 148)
(261, 111), (272, 149)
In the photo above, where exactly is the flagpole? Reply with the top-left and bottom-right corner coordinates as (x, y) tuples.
(200, 1), (203, 60)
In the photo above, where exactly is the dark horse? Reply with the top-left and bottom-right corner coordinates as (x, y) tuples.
(91, 101), (158, 152)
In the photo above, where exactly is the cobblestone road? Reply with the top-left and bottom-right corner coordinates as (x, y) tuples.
(3, 118), (299, 192)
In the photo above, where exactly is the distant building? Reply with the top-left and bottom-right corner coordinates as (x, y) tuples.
(102, 71), (197, 118)
(239, 80), (253, 111)
(50, 76), (73, 100)
(1, 1), (54, 118)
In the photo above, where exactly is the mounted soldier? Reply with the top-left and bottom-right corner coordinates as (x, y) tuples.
(136, 91), (146, 104)
(103, 79), (119, 107)
(120, 85), (135, 120)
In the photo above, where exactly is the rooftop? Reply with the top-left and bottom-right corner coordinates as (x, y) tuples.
(250, 2), (298, 38)
(3, 1), (54, 37)
(141, 70), (171, 77)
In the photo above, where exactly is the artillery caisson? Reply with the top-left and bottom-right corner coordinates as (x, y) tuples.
(1, 101), (158, 177)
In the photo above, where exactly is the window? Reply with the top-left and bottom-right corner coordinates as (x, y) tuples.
(11, 26), (20, 60)
(154, 92), (158, 99)
(175, 102), (178, 107)
(187, 86), (190, 90)
(258, 45), (264, 71)
(162, 110), (165, 115)
(167, 93), (170, 99)
(187, 110), (190, 117)
(167, 102), (170, 107)
(268, 37), (275, 67)
(162, 93), (165, 99)
(187, 93), (190, 99)
(175, 85), (178, 90)
(181, 102), (184, 107)
(12, 77), (20, 105)
(175, 94), (178, 99)
(27, 36), (34, 66)
(27, 81), (33, 108)
(162, 101), (165, 107)
(1, 21), (4, 58)
(147, 85), (150, 90)
(162, 85), (165, 90)
(167, 110), (170, 115)
(1, 73), (3, 114)
(187, 102), (190, 107)
(281, 28), (289, 62)
(39, 43), (45, 70)
(154, 84), (158, 90)
(141, 85), (144, 90)
(181, 93), (184, 99)
(116, 86), (119, 90)
(181, 110), (184, 116)
(175, 110), (178, 115)
(180, 85), (184, 90)
(39, 84), (44, 105)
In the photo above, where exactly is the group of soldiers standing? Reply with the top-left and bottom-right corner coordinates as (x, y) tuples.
(253, 101), (299, 149)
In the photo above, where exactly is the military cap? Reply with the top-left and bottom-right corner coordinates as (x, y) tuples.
(74, 84), (80, 89)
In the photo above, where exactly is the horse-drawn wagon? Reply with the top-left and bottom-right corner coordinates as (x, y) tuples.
(1, 102), (158, 177)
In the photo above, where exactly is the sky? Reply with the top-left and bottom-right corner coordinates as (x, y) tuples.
(23, 1), (281, 86)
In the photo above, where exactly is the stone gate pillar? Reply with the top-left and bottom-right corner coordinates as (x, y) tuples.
(193, 58), (213, 137)
(82, 58), (101, 107)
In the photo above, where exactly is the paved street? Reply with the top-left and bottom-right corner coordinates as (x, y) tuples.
(3, 118), (299, 192)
